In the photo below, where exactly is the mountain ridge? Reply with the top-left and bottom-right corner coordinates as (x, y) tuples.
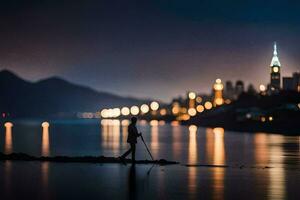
(0, 69), (151, 118)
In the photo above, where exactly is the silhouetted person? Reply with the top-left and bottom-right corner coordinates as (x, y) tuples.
(119, 117), (141, 164)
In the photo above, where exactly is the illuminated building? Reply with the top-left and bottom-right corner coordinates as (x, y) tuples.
(213, 79), (224, 106)
(172, 102), (181, 115)
(270, 42), (281, 92)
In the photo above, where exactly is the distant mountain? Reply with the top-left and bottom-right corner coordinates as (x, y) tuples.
(0, 70), (150, 118)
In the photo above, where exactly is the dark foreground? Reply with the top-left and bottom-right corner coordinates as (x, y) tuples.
(0, 152), (178, 165)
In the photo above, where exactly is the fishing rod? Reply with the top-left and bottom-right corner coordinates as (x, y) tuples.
(140, 133), (154, 161)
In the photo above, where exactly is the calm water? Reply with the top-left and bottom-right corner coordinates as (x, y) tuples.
(0, 119), (300, 200)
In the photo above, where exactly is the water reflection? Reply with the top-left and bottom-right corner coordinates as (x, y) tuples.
(172, 125), (182, 158)
(254, 133), (286, 200)
(4, 160), (12, 199)
(121, 120), (129, 148)
(268, 135), (286, 200)
(150, 120), (159, 158)
(254, 133), (269, 165)
(101, 120), (121, 155)
(42, 126), (50, 157)
(206, 128), (225, 200)
(4, 123), (13, 154)
(188, 125), (198, 198)
(41, 162), (50, 199)
(212, 128), (225, 200)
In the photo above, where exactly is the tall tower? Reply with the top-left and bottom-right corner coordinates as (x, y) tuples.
(213, 79), (224, 106)
(270, 42), (281, 92)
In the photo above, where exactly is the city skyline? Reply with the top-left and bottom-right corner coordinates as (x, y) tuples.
(0, 1), (300, 101)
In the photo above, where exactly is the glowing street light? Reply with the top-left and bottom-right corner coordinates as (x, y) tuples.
(42, 122), (50, 128)
(150, 101), (159, 111)
(188, 92), (196, 99)
(196, 105), (204, 113)
(140, 104), (150, 114)
(259, 84), (266, 92)
(204, 101), (213, 110)
(130, 106), (139, 115)
(121, 107), (130, 116)
(188, 108), (197, 116)
(4, 122), (13, 128)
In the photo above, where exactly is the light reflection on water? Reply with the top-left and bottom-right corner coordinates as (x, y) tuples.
(4, 126), (13, 154)
(188, 125), (198, 198)
(150, 122), (159, 158)
(42, 126), (50, 157)
(1, 119), (300, 199)
(206, 128), (225, 200)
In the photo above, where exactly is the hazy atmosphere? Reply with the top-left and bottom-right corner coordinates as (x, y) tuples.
(0, 0), (300, 100)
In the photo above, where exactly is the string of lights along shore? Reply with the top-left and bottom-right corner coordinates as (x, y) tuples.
(93, 42), (300, 121)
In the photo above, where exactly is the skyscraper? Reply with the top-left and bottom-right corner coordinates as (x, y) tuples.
(235, 80), (244, 98)
(225, 81), (234, 100)
(270, 42), (281, 92)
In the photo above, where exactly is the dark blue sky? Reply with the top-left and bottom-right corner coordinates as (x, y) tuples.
(0, 0), (300, 101)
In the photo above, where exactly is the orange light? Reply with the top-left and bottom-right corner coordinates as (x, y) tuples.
(196, 96), (202, 103)
(259, 84), (266, 92)
(188, 108), (197, 116)
(42, 122), (50, 128)
(212, 127), (224, 136)
(160, 108), (167, 116)
(215, 98), (223, 106)
(188, 92), (196, 99)
(189, 125), (197, 133)
(204, 101), (213, 110)
(224, 99), (231, 104)
(196, 105), (204, 113)
(4, 122), (13, 128)
(171, 121), (180, 126)
(150, 120), (159, 126)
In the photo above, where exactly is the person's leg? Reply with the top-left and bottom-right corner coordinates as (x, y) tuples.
(121, 146), (132, 158)
(131, 143), (136, 163)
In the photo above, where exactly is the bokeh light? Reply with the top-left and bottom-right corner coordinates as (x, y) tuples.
(140, 104), (150, 114)
(150, 101), (159, 111)
(204, 101), (213, 110)
(130, 106), (139, 115)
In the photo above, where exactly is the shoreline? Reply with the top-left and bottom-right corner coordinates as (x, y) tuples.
(0, 152), (179, 165)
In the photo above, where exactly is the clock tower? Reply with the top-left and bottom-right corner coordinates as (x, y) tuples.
(270, 42), (281, 92)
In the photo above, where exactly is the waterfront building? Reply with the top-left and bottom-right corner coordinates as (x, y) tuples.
(270, 42), (281, 92)
(213, 79), (224, 106)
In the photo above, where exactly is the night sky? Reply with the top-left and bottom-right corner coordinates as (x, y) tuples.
(0, 0), (300, 101)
